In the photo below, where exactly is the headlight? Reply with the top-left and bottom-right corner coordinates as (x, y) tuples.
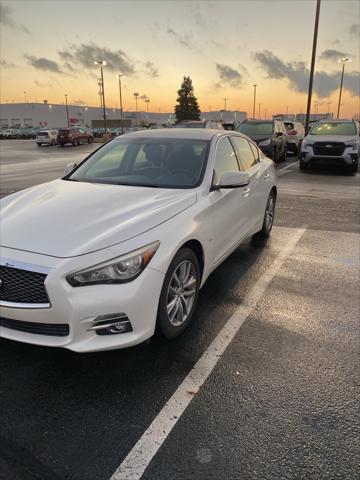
(302, 140), (313, 149)
(67, 241), (160, 287)
(258, 139), (271, 146)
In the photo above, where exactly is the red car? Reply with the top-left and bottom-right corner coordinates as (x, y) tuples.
(57, 128), (93, 146)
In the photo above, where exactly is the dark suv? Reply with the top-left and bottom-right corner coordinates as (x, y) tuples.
(57, 128), (93, 146)
(237, 120), (288, 162)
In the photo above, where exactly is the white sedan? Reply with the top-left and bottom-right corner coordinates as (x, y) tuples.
(0, 129), (276, 352)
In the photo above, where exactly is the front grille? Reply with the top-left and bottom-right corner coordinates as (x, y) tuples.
(0, 316), (69, 336)
(313, 142), (345, 156)
(0, 266), (49, 304)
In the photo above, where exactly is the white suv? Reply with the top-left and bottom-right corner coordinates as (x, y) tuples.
(36, 130), (58, 146)
(284, 121), (305, 156)
(300, 119), (359, 174)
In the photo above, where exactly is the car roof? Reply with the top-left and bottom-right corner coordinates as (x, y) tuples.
(118, 128), (234, 141)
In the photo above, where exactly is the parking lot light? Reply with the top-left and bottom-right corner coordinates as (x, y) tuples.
(252, 85), (260, 119)
(117, 74), (125, 133)
(337, 58), (351, 119)
(64, 94), (70, 127)
(94, 61), (107, 134)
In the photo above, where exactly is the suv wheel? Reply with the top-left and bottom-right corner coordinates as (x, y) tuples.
(88, 136), (93, 144)
(73, 139), (79, 146)
(157, 248), (200, 339)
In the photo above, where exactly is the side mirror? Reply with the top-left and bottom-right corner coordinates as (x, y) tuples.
(65, 162), (77, 175)
(213, 171), (250, 190)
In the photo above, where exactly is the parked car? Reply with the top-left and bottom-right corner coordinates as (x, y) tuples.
(175, 120), (224, 129)
(236, 120), (288, 162)
(57, 127), (93, 146)
(283, 120), (305, 156)
(36, 129), (58, 146)
(0, 129), (276, 352)
(300, 119), (359, 173)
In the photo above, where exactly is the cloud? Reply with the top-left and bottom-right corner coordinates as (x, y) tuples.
(143, 61), (159, 78)
(58, 43), (135, 74)
(350, 23), (359, 37)
(24, 54), (64, 73)
(254, 50), (359, 97)
(34, 80), (53, 88)
(319, 49), (350, 61)
(215, 63), (243, 88)
(167, 28), (193, 49)
(1, 60), (15, 68)
(0, 3), (31, 34)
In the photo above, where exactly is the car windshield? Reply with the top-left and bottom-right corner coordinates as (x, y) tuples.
(238, 122), (273, 135)
(67, 137), (210, 188)
(310, 122), (356, 135)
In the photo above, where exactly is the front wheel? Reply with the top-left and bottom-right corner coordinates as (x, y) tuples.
(157, 249), (200, 339)
(253, 190), (276, 240)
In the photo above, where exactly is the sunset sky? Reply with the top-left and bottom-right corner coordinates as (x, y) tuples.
(0, 0), (359, 118)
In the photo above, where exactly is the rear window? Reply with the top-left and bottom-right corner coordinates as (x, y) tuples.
(38, 131), (49, 136)
(310, 122), (356, 136)
(238, 122), (273, 135)
(58, 130), (70, 135)
(284, 122), (294, 131)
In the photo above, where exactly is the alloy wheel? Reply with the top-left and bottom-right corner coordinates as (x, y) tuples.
(166, 260), (197, 327)
(264, 194), (275, 232)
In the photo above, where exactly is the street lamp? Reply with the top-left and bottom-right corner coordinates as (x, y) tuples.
(223, 98), (227, 111)
(64, 94), (70, 127)
(252, 84), (260, 119)
(145, 97), (150, 121)
(134, 92), (139, 123)
(258, 103), (261, 119)
(337, 58), (351, 119)
(117, 74), (125, 133)
(94, 60), (107, 134)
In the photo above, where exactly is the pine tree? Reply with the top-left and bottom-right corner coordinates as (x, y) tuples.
(174, 76), (201, 123)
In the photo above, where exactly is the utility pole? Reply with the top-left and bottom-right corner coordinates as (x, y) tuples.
(337, 58), (351, 118)
(64, 94), (69, 127)
(305, 0), (321, 134)
(223, 98), (227, 111)
(252, 84), (259, 119)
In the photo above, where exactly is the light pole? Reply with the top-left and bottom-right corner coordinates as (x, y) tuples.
(117, 74), (125, 133)
(94, 60), (107, 134)
(305, 0), (321, 133)
(134, 92), (139, 124)
(223, 98), (227, 111)
(252, 84), (259, 119)
(64, 94), (69, 127)
(145, 97), (150, 122)
(286, 105), (289, 116)
(337, 58), (351, 119)
(258, 103), (261, 119)
(264, 108), (267, 120)
(24, 91), (27, 103)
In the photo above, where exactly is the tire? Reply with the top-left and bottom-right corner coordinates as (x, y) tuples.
(73, 139), (79, 146)
(281, 145), (287, 162)
(300, 160), (307, 171)
(51, 139), (56, 146)
(349, 162), (359, 175)
(88, 137), (93, 144)
(272, 147), (277, 163)
(253, 190), (276, 240)
(157, 248), (201, 339)
(37, 143), (41, 147)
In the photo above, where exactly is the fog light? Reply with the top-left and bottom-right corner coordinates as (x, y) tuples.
(87, 313), (133, 336)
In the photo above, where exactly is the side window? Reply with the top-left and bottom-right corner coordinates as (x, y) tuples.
(231, 136), (257, 171)
(213, 137), (239, 183)
(248, 141), (260, 163)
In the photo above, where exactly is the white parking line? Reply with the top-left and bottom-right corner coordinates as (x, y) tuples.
(277, 161), (299, 176)
(110, 227), (307, 480)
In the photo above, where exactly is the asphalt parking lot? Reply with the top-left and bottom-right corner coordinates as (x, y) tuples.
(0, 140), (359, 480)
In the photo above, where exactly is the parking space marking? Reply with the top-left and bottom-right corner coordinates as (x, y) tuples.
(110, 226), (307, 480)
(277, 161), (298, 176)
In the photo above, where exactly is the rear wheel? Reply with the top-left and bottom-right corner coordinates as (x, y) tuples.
(253, 190), (276, 240)
(349, 162), (359, 175)
(157, 248), (200, 339)
(73, 139), (79, 146)
(51, 139), (56, 146)
(272, 147), (277, 163)
(88, 136), (93, 144)
(37, 143), (41, 147)
(300, 160), (307, 171)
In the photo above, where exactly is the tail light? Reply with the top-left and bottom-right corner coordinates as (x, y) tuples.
(288, 130), (297, 136)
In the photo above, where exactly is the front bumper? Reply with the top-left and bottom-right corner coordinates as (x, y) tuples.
(300, 146), (359, 166)
(0, 248), (165, 352)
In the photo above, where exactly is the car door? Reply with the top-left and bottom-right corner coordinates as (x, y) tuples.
(209, 136), (250, 265)
(231, 135), (264, 232)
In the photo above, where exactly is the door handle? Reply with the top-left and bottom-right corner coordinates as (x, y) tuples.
(242, 187), (250, 197)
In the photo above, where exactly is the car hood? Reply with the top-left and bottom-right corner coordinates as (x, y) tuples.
(0, 180), (197, 258)
(306, 134), (358, 143)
